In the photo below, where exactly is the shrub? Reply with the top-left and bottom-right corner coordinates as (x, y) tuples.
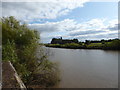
(2, 16), (60, 87)
(103, 40), (120, 50)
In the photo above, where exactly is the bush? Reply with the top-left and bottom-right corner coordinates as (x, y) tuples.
(87, 43), (103, 49)
(2, 40), (18, 63)
(103, 40), (120, 50)
(2, 16), (60, 87)
(64, 43), (80, 48)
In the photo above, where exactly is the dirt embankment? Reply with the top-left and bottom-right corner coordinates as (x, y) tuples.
(2, 61), (26, 89)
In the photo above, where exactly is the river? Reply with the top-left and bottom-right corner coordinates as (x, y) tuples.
(45, 47), (118, 88)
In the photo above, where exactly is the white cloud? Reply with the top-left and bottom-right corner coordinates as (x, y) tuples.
(28, 18), (118, 43)
(2, 0), (118, 2)
(102, 19), (118, 31)
(2, 0), (89, 21)
(108, 19), (118, 26)
(29, 19), (77, 33)
(2, 0), (89, 2)
(68, 19), (118, 39)
(90, 0), (118, 2)
(1, 1), (118, 43)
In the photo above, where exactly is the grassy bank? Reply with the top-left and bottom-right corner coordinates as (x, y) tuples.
(45, 39), (120, 50)
(2, 16), (60, 88)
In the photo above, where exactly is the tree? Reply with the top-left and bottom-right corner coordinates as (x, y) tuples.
(2, 16), (60, 87)
(85, 40), (90, 45)
(101, 39), (105, 44)
(73, 39), (79, 43)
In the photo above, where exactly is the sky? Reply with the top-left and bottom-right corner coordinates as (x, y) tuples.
(1, 0), (118, 43)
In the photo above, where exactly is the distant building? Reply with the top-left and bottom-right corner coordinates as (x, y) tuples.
(51, 37), (79, 44)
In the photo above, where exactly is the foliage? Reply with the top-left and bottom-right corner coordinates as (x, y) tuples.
(2, 40), (18, 63)
(103, 39), (120, 50)
(2, 16), (60, 87)
(46, 43), (84, 49)
(85, 40), (90, 45)
(63, 43), (80, 48)
(87, 43), (103, 49)
(46, 39), (120, 50)
(51, 37), (79, 44)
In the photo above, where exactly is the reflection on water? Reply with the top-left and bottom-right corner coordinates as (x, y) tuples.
(45, 47), (118, 88)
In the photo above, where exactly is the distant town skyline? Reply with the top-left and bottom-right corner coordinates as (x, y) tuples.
(2, 1), (118, 43)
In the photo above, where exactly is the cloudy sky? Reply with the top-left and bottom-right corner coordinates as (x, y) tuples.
(1, 0), (118, 43)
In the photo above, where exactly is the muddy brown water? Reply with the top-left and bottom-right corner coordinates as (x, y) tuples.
(44, 47), (118, 88)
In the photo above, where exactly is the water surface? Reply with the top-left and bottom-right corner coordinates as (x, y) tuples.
(45, 47), (118, 88)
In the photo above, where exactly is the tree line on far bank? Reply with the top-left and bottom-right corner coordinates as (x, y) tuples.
(45, 38), (120, 50)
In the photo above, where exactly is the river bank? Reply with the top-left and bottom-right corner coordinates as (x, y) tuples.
(45, 39), (120, 50)
(45, 45), (120, 50)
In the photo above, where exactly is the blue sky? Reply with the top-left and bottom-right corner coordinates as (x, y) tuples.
(2, 1), (118, 43)
(29, 2), (117, 24)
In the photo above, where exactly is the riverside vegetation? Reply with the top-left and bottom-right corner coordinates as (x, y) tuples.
(45, 38), (120, 50)
(2, 16), (60, 88)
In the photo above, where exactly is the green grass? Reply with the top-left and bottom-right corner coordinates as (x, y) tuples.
(87, 43), (103, 48)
